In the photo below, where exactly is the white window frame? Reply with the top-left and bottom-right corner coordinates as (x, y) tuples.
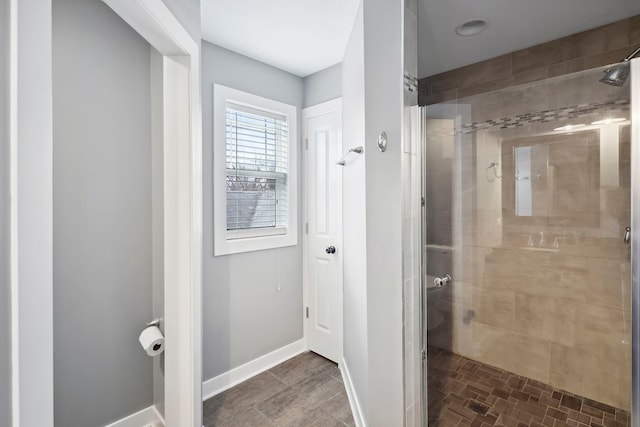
(213, 84), (298, 255)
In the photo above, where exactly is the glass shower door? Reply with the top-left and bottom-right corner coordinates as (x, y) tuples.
(422, 64), (633, 427)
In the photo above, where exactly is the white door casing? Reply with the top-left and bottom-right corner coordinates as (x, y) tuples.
(10, 1), (54, 425)
(303, 99), (343, 363)
(84, 2), (204, 426)
(11, 0), (203, 425)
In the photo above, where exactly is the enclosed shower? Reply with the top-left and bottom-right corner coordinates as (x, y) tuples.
(405, 60), (639, 427)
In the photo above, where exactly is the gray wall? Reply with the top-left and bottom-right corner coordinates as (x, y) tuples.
(202, 41), (304, 381)
(341, 0), (408, 424)
(0, 0), (11, 424)
(341, 3), (369, 422)
(362, 0), (405, 423)
(303, 63), (343, 108)
(53, 0), (154, 426)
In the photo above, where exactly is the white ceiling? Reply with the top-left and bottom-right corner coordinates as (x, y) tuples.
(418, 0), (640, 78)
(201, 0), (640, 80)
(201, 0), (360, 77)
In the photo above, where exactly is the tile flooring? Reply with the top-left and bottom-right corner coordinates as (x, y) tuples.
(203, 351), (355, 427)
(427, 346), (630, 427)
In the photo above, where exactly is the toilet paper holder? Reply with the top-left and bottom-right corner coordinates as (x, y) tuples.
(139, 319), (165, 357)
(145, 318), (162, 330)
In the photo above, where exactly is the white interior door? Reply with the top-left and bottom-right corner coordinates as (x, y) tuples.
(303, 99), (343, 363)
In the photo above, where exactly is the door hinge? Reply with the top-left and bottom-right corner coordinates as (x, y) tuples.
(305, 222), (309, 234)
(305, 138), (309, 150)
(306, 307), (309, 319)
(421, 349), (426, 362)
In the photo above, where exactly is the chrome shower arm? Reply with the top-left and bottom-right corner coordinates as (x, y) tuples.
(624, 47), (640, 62)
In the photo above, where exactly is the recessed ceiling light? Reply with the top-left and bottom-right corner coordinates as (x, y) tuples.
(554, 124), (585, 132)
(455, 19), (489, 37)
(591, 118), (627, 125)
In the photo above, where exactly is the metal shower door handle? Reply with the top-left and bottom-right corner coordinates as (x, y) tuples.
(434, 274), (452, 287)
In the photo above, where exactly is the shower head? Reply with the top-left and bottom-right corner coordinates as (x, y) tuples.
(600, 46), (640, 87)
(600, 63), (630, 87)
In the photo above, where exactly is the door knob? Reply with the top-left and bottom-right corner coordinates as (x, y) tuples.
(624, 226), (631, 244)
(325, 246), (336, 254)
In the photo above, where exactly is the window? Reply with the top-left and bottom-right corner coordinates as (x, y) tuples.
(213, 84), (297, 255)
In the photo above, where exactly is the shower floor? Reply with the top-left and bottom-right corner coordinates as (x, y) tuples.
(427, 346), (630, 427)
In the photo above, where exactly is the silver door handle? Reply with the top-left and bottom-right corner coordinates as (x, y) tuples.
(624, 226), (631, 244)
(433, 274), (451, 287)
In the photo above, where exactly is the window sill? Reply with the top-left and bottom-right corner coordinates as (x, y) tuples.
(214, 231), (297, 256)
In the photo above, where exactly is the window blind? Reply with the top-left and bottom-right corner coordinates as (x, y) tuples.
(225, 103), (289, 236)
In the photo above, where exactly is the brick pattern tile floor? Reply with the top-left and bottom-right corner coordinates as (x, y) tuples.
(427, 346), (630, 427)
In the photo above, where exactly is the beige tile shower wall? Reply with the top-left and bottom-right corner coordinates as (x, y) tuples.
(430, 243), (632, 410)
(419, 15), (640, 105)
(428, 124), (632, 410)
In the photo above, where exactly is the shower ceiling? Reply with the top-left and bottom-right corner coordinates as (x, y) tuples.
(418, 0), (640, 78)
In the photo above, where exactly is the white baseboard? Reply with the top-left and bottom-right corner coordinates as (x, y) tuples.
(102, 341), (305, 427)
(202, 339), (307, 401)
(340, 358), (366, 427)
(103, 405), (165, 427)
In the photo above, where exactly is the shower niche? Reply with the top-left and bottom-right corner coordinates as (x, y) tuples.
(502, 130), (601, 226)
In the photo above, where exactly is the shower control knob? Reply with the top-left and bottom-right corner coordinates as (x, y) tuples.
(325, 246), (336, 254)
(434, 274), (452, 288)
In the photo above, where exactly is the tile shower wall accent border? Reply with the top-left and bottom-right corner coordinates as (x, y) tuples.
(202, 339), (306, 401)
(456, 99), (630, 135)
(340, 358), (366, 427)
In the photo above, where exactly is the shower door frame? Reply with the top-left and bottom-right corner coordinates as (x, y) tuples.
(412, 58), (640, 427)
(630, 57), (640, 427)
